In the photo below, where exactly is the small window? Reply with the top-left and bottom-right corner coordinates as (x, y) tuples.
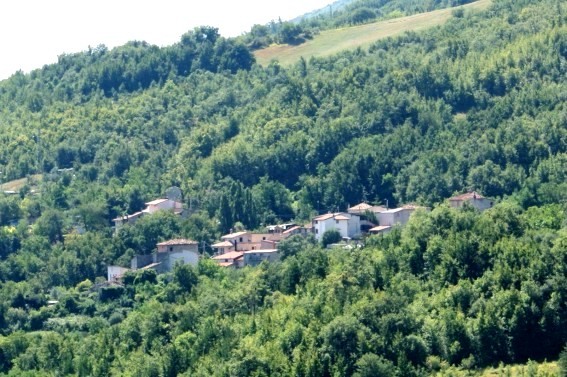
(169, 247), (173, 252)
(315, 229), (319, 234)
(336, 220), (339, 224)
(263, 237), (266, 240)
(239, 237), (243, 242)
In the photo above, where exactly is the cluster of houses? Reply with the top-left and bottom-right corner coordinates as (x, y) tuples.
(107, 191), (494, 281)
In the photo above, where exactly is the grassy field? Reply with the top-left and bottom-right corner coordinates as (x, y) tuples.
(1, 174), (42, 192)
(254, 0), (492, 66)
(434, 361), (559, 377)
(479, 362), (558, 377)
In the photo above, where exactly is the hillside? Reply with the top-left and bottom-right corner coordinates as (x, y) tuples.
(0, 0), (566, 375)
(255, 0), (491, 66)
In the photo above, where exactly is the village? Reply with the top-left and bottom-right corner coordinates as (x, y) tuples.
(107, 191), (494, 282)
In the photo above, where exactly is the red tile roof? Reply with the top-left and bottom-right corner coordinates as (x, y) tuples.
(348, 203), (372, 211)
(212, 251), (244, 260)
(313, 213), (336, 221)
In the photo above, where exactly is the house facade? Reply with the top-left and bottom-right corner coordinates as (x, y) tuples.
(107, 266), (130, 282)
(219, 231), (286, 252)
(448, 192), (493, 211)
(212, 241), (235, 255)
(369, 225), (392, 235)
(244, 249), (279, 267)
(144, 198), (183, 215)
(111, 238), (200, 281)
(221, 231), (250, 251)
(113, 198), (184, 231)
(312, 212), (361, 241)
(212, 251), (245, 268)
(378, 208), (410, 227)
(154, 239), (200, 273)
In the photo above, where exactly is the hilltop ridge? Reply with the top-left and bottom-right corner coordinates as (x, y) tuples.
(255, 0), (491, 66)
(0, 0), (566, 374)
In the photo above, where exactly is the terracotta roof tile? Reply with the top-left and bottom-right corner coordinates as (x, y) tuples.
(348, 203), (372, 211)
(212, 251), (244, 260)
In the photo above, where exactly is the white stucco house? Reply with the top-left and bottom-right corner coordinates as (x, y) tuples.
(113, 198), (184, 231)
(144, 198), (183, 215)
(111, 238), (200, 281)
(311, 212), (361, 241)
(154, 239), (200, 272)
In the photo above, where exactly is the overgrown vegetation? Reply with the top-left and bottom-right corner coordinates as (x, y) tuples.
(0, 0), (566, 374)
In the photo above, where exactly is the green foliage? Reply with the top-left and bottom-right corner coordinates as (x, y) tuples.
(173, 263), (198, 293)
(321, 229), (343, 247)
(354, 353), (396, 377)
(559, 345), (567, 377)
(278, 233), (317, 260)
(34, 209), (64, 244)
(0, 0), (565, 374)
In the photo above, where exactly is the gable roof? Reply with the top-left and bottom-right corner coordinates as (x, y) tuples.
(212, 251), (244, 260)
(313, 212), (352, 221)
(313, 213), (336, 221)
(380, 207), (406, 214)
(157, 238), (198, 246)
(112, 211), (143, 222)
(334, 215), (350, 221)
(221, 231), (249, 240)
(212, 241), (234, 248)
(449, 191), (486, 201)
(369, 225), (392, 233)
(348, 203), (372, 212)
(283, 225), (301, 234)
(369, 205), (388, 213)
(145, 198), (170, 206)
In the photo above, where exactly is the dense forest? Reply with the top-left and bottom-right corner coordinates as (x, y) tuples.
(0, 0), (567, 374)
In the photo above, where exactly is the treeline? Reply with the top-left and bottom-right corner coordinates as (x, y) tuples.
(0, 203), (566, 375)
(0, 0), (565, 220)
(0, 26), (253, 104)
(0, 0), (566, 374)
(240, 0), (478, 49)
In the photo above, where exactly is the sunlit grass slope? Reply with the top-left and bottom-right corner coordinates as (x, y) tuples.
(255, 0), (492, 66)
